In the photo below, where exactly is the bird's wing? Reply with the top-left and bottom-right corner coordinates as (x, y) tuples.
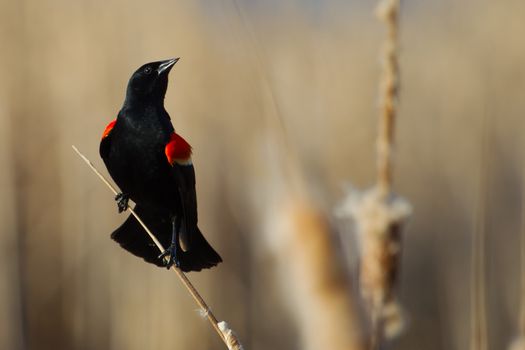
(99, 119), (117, 159)
(172, 164), (198, 251)
(164, 132), (197, 251)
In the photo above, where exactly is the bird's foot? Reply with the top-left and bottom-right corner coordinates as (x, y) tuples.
(115, 192), (129, 213)
(158, 243), (181, 270)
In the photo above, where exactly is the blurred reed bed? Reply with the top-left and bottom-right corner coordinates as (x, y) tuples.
(0, 0), (525, 350)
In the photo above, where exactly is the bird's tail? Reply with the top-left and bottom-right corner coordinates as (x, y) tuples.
(179, 226), (222, 272)
(110, 205), (222, 272)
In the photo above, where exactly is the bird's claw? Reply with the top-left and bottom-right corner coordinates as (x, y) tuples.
(115, 192), (129, 213)
(158, 243), (181, 269)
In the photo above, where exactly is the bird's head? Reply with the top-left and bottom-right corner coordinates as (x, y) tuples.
(125, 58), (179, 106)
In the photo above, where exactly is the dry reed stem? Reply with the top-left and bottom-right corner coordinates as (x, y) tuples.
(508, 165), (525, 350)
(470, 111), (489, 350)
(375, 0), (399, 199)
(340, 0), (410, 347)
(72, 145), (243, 350)
(520, 166), (525, 339)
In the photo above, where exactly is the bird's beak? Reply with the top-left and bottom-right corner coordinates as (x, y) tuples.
(157, 58), (179, 75)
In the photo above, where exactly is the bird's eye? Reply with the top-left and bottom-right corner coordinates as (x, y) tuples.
(144, 66), (152, 74)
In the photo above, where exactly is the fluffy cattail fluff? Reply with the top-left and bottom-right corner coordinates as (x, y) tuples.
(337, 185), (411, 340)
(218, 321), (244, 350)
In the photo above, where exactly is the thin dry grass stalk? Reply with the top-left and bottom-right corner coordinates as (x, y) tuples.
(520, 170), (525, 340)
(72, 145), (243, 350)
(508, 167), (525, 350)
(375, 0), (399, 199)
(470, 111), (490, 350)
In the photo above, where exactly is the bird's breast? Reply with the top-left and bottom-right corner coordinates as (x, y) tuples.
(106, 118), (178, 208)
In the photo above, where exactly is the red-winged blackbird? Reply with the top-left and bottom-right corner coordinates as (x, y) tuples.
(100, 58), (222, 272)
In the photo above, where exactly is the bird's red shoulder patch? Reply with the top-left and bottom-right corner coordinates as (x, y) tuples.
(165, 132), (192, 165)
(101, 119), (116, 139)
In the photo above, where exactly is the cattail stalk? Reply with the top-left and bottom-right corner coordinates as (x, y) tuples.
(370, 0), (408, 345)
(342, 1), (411, 348)
(470, 108), (490, 350)
(508, 166), (525, 350)
(72, 145), (243, 350)
(520, 169), (525, 341)
(375, 0), (399, 200)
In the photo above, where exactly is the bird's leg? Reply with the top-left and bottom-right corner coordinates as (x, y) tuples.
(158, 216), (182, 269)
(115, 192), (129, 213)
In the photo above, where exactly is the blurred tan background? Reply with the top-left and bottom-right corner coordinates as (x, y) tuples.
(1, 0), (524, 349)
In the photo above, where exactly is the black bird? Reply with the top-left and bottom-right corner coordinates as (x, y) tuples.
(100, 58), (222, 272)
